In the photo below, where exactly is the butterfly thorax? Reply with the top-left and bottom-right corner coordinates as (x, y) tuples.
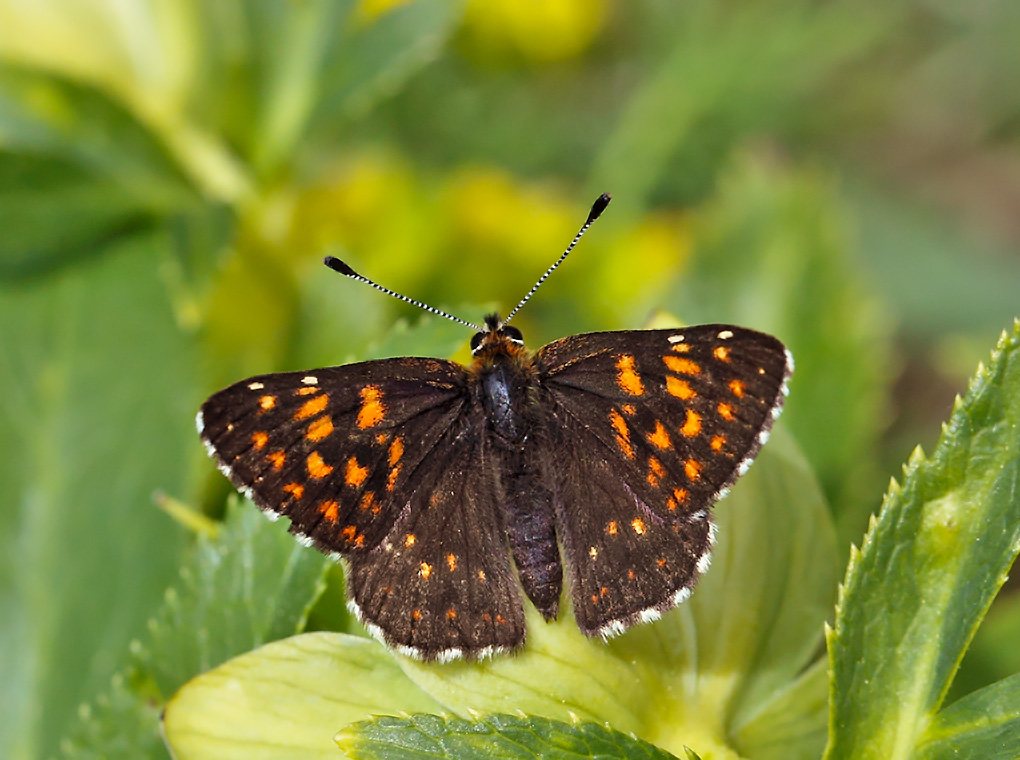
(469, 314), (536, 446)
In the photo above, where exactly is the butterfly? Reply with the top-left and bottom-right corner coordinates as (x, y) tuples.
(197, 194), (793, 662)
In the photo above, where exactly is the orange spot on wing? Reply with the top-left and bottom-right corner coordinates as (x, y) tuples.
(609, 409), (635, 459)
(615, 355), (645, 395)
(283, 482), (304, 499)
(647, 420), (672, 449)
(359, 491), (376, 511)
(375, 433), (389, 445)
(657, 558), (668, 567)
(268, 451), (286, 471)
(681, 409), (702, 437)
(714, 346), (731, 362)
(685, 459), (702, 482)
(341, 525), (357, 541)
(295, 394), (329, 420)
(251, 431), (269, 450)
(674, 488), (688, 504)
(296, 386), (319, 396)
(718, 402), (736, 421)
(446, 553), (457, 571)
(478, 569), (486, 581)
(622, 403), (636, 415)
(345, 457), (368, 487)
(357, 385), (386, 428)
(627, 569), (636, 580)
(666, 376), (696, 399)
(419, 562), (432, 579)
(711, 434), (727, 452)
(412, 609), (422, 621)
(259, 395), (276, 411)
(446, 609), (457, 621)
(318, 500), (339, 523)
(728, 379), (746, 397)
(606, 520), (619, 536)
(306, 416), (334, 441)
(671, 342), (692, 353)
(647, 456), (666, 487)
(404, 534), (416, 547)
(387, 464), (401, 492)
(388, 437), (404, 466)
(663, 356), (701, 375)
(307, 451), (333, 479)
(631, 518), (646, 535)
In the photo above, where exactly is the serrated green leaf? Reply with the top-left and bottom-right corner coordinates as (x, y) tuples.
(915, 673), (1020, 760)
(336, 713), (679, 760)
(138, 498), (332, 695)
(0, 231), (198, 760)
(61, 498), (331, 760)
(163, 633), (443, 760)
(824, 320), (1020, 760)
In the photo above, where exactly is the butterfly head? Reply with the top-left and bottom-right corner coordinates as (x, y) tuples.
(470, 313), (525, 357)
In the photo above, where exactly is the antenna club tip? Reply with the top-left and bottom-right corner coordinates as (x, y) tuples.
(324, 256), (358, 277)
(588, 193), (612, 223)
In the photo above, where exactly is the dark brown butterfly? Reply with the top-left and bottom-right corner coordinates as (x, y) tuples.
(197, 195), (792, 661)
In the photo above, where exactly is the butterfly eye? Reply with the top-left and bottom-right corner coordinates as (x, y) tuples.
(470, 333), (485, 354)
(503, 326), (524, 345)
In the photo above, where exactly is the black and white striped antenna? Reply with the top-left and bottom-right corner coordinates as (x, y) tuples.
(502, 193), (610, 326)
(323, 193), (611, 332)
(323, 256), (484, 332)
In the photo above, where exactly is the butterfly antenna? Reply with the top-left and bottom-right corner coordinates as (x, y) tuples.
(324, 256), (484, 332)
(502, 193), (611, 326)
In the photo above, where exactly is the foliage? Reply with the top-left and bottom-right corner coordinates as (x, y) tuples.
(1, 0), (1019, 759)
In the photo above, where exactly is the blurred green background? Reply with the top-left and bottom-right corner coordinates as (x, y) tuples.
(1, 0), (1019, 758)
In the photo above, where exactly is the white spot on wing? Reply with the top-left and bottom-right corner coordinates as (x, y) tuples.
(195, 410), (205, 434)
(717, 330), (734, 339)
(294, 532), (314, 548)
(302, 375), (318, 385)
(667, 334), (686, 343)
(248, 381), (265, 390)
(696, 551), (712, 575)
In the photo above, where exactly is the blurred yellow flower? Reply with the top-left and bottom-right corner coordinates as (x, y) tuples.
(443, 168), (573, 266)
(355, 0), (415, 24)
(462, 0), (608, 63)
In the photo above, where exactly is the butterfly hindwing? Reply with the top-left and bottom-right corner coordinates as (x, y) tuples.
(536, 325), (792, 634)
(197, 358), (469, 555)
(345, 428), (527, 659)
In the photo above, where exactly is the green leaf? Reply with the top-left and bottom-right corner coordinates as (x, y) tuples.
(676, 154), (892, 539)
(138, 497), (332, 695)
(0, 66), (197, 211)
(915, 673), (1020, 760)
(162, 633), (443, 760)
(61, 498), (332, 760)
(336, 713), (680, 760)
(824, 320), (1020, 760)
(0, 154), (157, 278)
(589, 0), (904, 208)
(0, 231), (199, 760)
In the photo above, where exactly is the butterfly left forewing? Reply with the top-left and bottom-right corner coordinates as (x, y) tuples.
(197, 358), (468, 555)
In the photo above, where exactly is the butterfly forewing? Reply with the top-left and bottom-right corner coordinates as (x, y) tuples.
(536, 325), (791, 633)
(197, 358), (469, 555)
